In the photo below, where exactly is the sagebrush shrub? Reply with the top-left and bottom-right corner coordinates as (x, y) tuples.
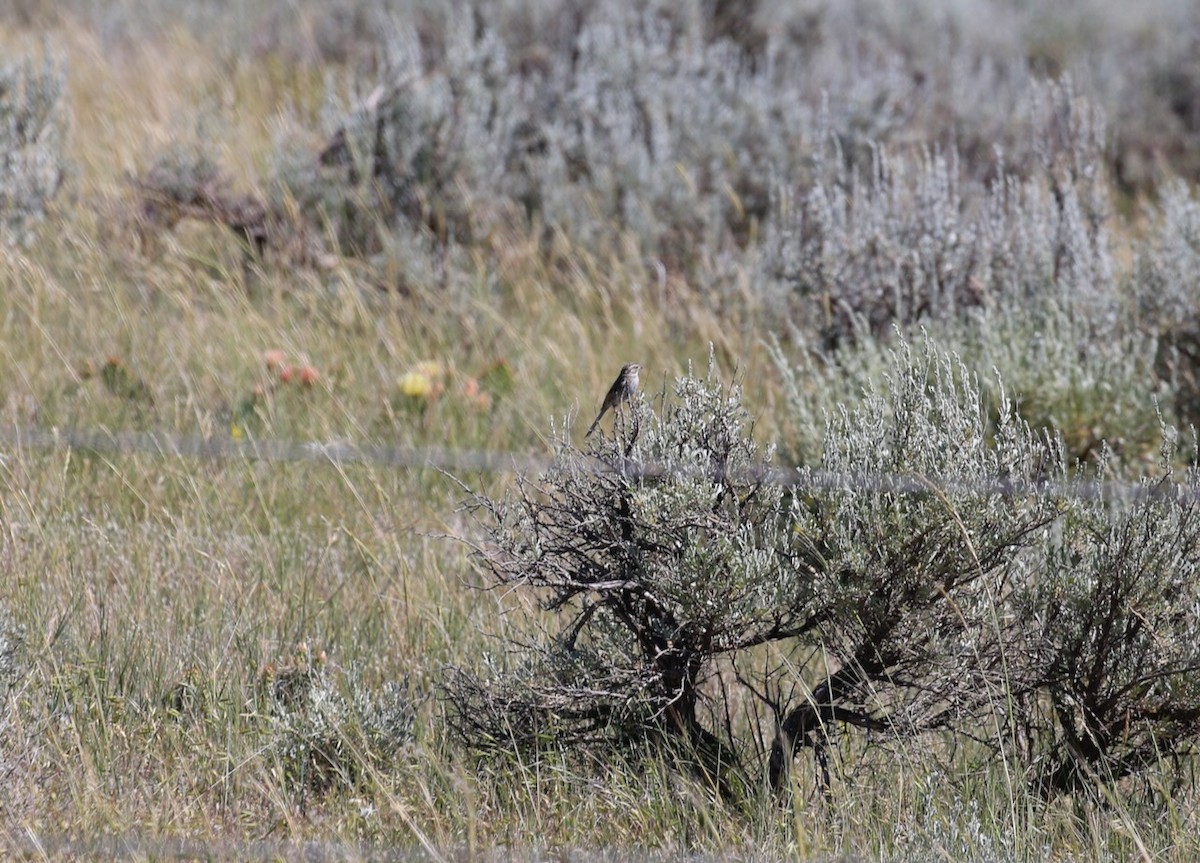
(1015, 445), (1200, 797)
(451, 339), (1200, 802)
(1137, 180), (1200, 431)
(264, 652), (415, 794)
(757, 79), (1117, 350)
(777, 300), (1164, 472)
(0, 51), (66, 245)
(768, 339), (1062, 789)
(448, 356), (822, 794)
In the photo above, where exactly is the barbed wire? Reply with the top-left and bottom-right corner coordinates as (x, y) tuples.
(0, 424), (1192, 505)
(0, 424), (549, 475)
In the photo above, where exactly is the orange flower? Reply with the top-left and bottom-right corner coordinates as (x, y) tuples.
(298, 366), (320, 386)
(263, 349), (287, 370)
(462, 376), (492, 410)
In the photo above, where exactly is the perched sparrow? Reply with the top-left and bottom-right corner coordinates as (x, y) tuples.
(586, 363), (641, 437)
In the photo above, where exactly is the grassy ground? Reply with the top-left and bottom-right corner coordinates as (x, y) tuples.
(3, 9), (1200, 863)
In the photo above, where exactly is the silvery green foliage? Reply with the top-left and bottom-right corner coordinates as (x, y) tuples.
(0, 606), (26, 702)
(1138, 180), (1200, 328)
(780, 339), (1200, 796)
(772, 85), (1151, 464)
(776, 295), (1164, 470)
(15, 0), (1200, 258)
(958, 303), (1163, 464)
(525, 3), (810, 261)
(273, 0), (815, 267)
(450, 344), (1064, 790)
(268, 662), (353, 793)
(23, 0), (1200, 188)
(1135, 181), (1200, 429)
(267, 663), (415, 794)
(1015, 445), (1200, 796)
(456, 338), (1200, 798)
(778, 341), (1061, 749)
(272, 23), (474, 254)
(450, 358), (822, 784)
(758, 79), (1116, 348)
(889, 783), (1031, 863)
(352, 679), (417, 758)
(253, 0), (1196, 389)
(758, 145), (978, 343)
(771, 331), (895, 466)
(0, 52), (65, 245)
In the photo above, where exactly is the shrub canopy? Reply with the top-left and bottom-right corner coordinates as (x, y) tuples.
(450, 341), (1200, 801)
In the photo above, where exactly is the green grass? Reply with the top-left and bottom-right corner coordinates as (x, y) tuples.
(3, 11), (1200, 863)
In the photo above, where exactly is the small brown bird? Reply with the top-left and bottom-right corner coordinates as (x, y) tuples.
(586, 363), (641, 437)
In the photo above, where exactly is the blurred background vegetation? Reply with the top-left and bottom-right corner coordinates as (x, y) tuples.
(3, 1), (1200, 859)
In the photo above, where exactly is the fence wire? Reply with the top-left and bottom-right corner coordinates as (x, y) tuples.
(0, 423), (1193, 505)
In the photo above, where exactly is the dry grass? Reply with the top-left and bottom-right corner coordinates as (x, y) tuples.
(1, 10), (1198, 863)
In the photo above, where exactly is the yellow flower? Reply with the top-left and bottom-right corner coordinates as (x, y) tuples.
(398, 370), (434, 398)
